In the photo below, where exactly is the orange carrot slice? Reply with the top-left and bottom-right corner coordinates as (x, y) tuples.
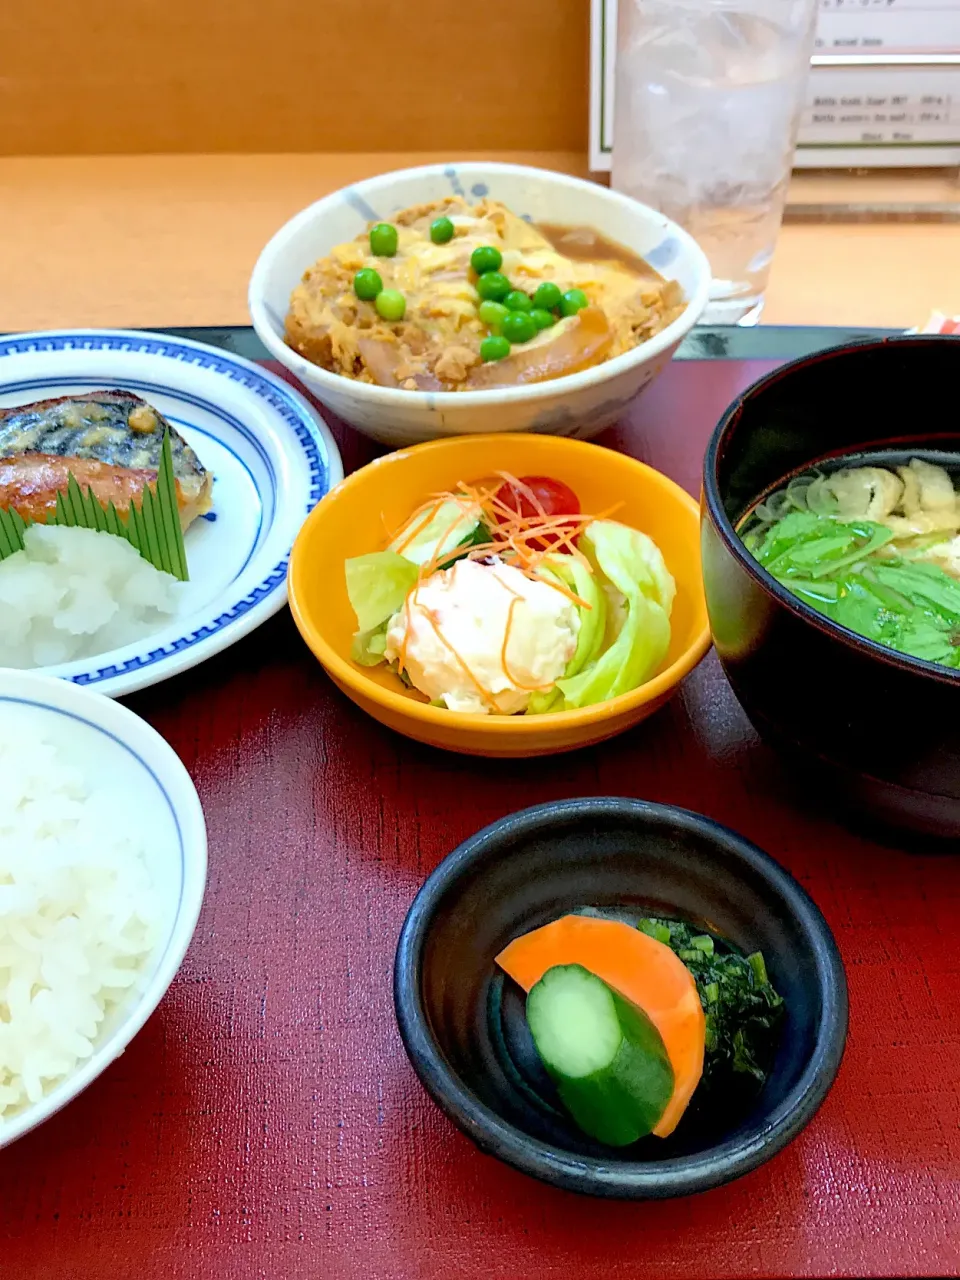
(496, 914), (705, 1138)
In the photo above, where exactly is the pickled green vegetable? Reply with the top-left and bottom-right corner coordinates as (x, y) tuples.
(638, 918), (783, 1085)
(526, 964), (674, 1146)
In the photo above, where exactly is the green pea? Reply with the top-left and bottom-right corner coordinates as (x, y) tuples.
(504, 290), (533, 313)
(353, 268), (383, 301)
(478, 300), (510, 332)
(375, 289), (406, 322)
(532, 282), (563, 312)
(501, 311), (537, 344)
(369, 223), (399, 257)
(475, 272), (511, 302)
(471, 245), (503, 275)
(430, 216), (455, 245)
(530, 308), (556, 331)
(480, 335), (511, 362)
(560, 288), (589, 317)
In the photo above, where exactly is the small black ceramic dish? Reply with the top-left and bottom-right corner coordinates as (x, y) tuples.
(701, 335), (960, 838)
(393, 798), (847, 1199)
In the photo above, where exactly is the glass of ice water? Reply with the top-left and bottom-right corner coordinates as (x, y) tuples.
(612, 0), (818, 325)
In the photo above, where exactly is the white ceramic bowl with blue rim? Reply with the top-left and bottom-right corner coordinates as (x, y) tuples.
(0, 329), (343, 697)
(248, 162), (712, 448)
(0, 669), (207, 1150)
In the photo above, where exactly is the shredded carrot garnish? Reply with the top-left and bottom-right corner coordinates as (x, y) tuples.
(392, 499), (444, 556)
(527, 572), (590, 609)
(500, 596), (523, 687)
(431, 506), (482, 563)
(490, 567), (523, 600)
(394, 475), (623, 583)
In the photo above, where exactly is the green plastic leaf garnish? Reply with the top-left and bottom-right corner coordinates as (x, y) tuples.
(0, 505), (28, 560)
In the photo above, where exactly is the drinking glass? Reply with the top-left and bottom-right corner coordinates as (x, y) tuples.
(612, 0), (819, 325)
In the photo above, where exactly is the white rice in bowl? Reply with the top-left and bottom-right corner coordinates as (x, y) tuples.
(0, 524), (182, 669)
(0, 725), (159, 1121)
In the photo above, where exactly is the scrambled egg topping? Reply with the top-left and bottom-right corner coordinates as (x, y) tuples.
(285, 197), (685, 391)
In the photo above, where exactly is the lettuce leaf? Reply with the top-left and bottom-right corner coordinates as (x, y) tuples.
(539, 553), (608, 678)
(525, 688), (565, 715)
(350, 625), (390, 666)
(554, 521), (674, 710)
(557, 594), (670, 708)
(345, 551), (418, 633)
(345, 551), (418, 666)
(586, 520), (676, 617)
(523, 553), (609, 715)
(387, 499), (484, 567)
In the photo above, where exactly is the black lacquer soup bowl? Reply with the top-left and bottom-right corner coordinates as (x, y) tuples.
(702, 335), (960, 837)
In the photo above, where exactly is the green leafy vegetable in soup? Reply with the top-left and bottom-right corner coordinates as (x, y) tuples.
(741, 456), (960, 670)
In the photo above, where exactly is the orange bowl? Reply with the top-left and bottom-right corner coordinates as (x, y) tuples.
(288, 434), (710, 757)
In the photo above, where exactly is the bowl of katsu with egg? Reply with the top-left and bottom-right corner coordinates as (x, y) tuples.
(250, 162), (710, 445)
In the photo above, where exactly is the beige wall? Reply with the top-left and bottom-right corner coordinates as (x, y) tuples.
(0, 1), (590, 156)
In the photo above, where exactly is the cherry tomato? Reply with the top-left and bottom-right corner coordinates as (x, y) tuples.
(492, 475), (581, 550)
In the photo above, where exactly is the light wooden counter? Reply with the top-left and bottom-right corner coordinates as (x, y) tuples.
(0, 152), (957, 333)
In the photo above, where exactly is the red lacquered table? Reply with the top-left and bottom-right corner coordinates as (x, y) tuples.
(4, 327), (960, 1280)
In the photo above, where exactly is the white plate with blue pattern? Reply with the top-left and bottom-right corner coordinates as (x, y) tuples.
(0, 329), (343, 697)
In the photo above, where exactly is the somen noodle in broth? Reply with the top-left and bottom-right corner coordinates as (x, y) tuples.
(739, 451), (960, 670)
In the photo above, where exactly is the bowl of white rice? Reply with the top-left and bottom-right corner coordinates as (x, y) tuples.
(0, 669), (207, 1149)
